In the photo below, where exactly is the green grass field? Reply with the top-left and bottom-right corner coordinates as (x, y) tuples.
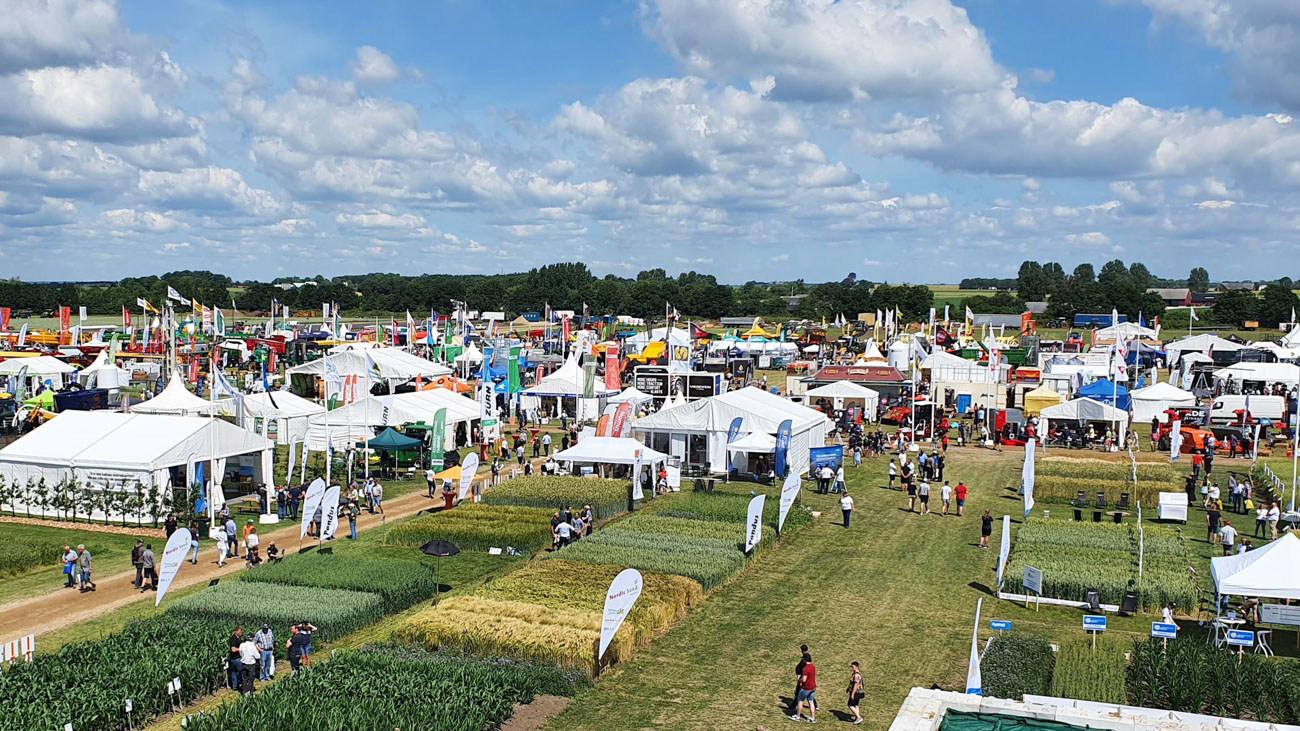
(0, 522), (156, 606)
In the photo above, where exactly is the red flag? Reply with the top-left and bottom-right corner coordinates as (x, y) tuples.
(562, 316), (571, 345)
(604, 342), (621, 391)
(0, 307), (9, 332)
(58, 306), (71, 333)
(122, 306), (131, 329)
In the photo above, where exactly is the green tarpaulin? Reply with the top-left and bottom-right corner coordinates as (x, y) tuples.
(940, 711), (1100, 731)
(359, 427), (422, 452)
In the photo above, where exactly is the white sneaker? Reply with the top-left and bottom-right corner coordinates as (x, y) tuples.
(788, 715), (801, 722)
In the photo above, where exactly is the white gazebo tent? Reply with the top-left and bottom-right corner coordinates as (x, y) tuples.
(78, 351), (129, 393)
(1130, 382), (1197, 424)
(0, 355), (77, 391)
(219, 390), (326, 444)
(1210, 532), (1300, 600)
(1213, 362), (1300, 389)
(609, 386), (653, 406)
(524, 354), (613, 420)
(1039, 398), (1129, 442)
(861, 341), (887, 362)
(553, 436), (668, 467)
(131, 373), (216, 416)
(804, 381), (880, 420)
(631, 386), (831, 476)
(1165, 334), (1245, 359)
(326, 389), (478, 450)
(0, 411), (274, 524)
(286, 348), (451, 392)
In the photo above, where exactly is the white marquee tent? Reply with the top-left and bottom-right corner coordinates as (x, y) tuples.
(219, 390), (326, 444)
(922, 349), (1009, 382)
(1130, 382), (1197, 424)
(524, 354), (613, 420)
(804, 381), (880, 418)
(0, 355), (76, 390)
(726, 431), (776, 454)
(1213, 362), (1300, 388)
(1039, 398), (1129, 441)
(1165, 334), (1245, 357)
(78, 351), (129, 392)
(325, 389), (479, 450)
(553, 436), (668, 467)
(1210, 532), (1300, 600)
(0, 411), (273, 522)
(632, 386), (831, 476)
(131, 373), (216, 416)
(286, 348), (451, 387)
(1094, 322), (1160, 342)
(609, 386), (654, 405)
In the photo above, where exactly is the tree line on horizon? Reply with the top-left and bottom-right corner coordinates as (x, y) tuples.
(1, 260), (1295, 327)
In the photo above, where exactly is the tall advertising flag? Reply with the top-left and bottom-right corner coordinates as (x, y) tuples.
(507, 346), (522, 393)
(286, 436), (300, 484)
(583, 358), (597, 399)
(996, 515), (1011, 589)
(744, 494), (766, 553)
(965, 598), (983, 695)
(121, 306), (130, 330)
(610, 402), (632, 438)
(430, 408), (447, 469)
(458, 453), (479, 500)
(598, 568), (643, 661)
(154, 527), (193, 607)
(778, 472), (801, 534)
(58, 306), (70, 334)
(604, 341), (621, 390)
(726, 416), (744, 473)
(320, 485), (341, 540)
(1022, 438), (1036, 518)
(1169, 419), (1182, 461)
(773, 419), (793, 477)
(299, 478), (326, 540)
(0, 307), (9, 332)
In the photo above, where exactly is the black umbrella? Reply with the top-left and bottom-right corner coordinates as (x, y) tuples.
(419, 540), (460, 603)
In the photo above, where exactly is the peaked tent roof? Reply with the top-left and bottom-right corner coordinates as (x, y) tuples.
(1130, 382), (1196, 401)
(1281, 324), (1300, 348)
(0, 355), (76, 377)
(1213, 362), (1300, 385)
(804, 381), (881, 400)
(609, 386), (653, 404)
(1210, 532), (1300, 600)
(286, 347), (451, 380)
(861, 341), (886, 361)
(221, 390), (325, 419)
(727, 431), (777, 453)
(364, 427), (423, 451)
(1094, 321), (1160, 342)
(524, 354), (614, 397)
(328, 389), (479, 428)
(1164, 334), (1245, 355)
(553, 436), (668, 465)
(131, 373), (216, 416)
(1040, 398), (1128, 423)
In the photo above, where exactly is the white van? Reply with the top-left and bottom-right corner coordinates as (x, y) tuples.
(1209, 394), (1285, 423)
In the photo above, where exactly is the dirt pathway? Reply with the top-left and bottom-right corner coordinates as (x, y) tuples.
(0, 484), (449, 641)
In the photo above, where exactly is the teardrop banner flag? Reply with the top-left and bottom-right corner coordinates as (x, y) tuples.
(773, 419), (793, 477)
(610, 402), (632, 438)
(320, 485), (341, 540)
(299, 478), (326, 540)
(1021, 438), (1036, 518)
(154, 527), (193, 607)
(429, 408), (447, 469)
(745, 494), (766, 553)
(458, 453), (479, 500)
(599, 568), (643, 661)
(778, 472), (801, 534)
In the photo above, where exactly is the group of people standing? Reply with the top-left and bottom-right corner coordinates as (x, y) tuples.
(228, 621), (316, 696)
(786, 644), (864, 725)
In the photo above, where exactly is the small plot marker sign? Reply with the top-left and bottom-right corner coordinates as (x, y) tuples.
(1083, 615), (1107, 649)
(990, 620), (1012, 632)
(1150, 622), (1177, 639)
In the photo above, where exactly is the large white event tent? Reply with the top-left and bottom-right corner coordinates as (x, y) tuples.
(553, 436), (668, 468)
(218, 390), (326, 444)
(1038, 398), (1129, 441)
(0, 355), (76, 390)
(326, 389), (478, 450)
(1093, 321), (1160, 343)
(1210, 533), (1300, 600)
(803, 381), (880, 419)
(1130, 382), (1197, 424)
(131, 373), (216, 416)
(631, 386), (831, 476)
(78, 351), (129, 392)
(1165, 334), (1245, 358)
(286, 348), (451, 390)
(1282, 325), (1300, 348)
(0, 411), (273, 522)
(524, 354), (613, 420)
(1213, 362), (1300, 388)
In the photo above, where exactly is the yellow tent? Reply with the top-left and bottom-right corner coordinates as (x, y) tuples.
(741, 321), (777, 339)
(1023, 385), (1064, 416)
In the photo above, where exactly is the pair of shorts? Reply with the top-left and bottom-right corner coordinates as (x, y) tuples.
(796, 688), (816, 703)
(919, 494), (929, 503)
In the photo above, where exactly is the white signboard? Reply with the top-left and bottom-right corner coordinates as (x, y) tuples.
(1022, 565), (1043, 596)
(154, 528), (193, 607)
(744, 494), (766, 553)
(599, 568), (643, 661)
(458, 454), (479, 500)
(1261, 604), (1300, 626)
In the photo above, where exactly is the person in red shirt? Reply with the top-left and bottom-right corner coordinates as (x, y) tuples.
(955, 481), (968, 516)
(789, 652), (817, 723)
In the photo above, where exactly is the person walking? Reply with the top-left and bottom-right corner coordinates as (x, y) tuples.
(542, 431), (552, 455)
(839, 490), (855, 528)
(216, 528), (229, 567)
(846, 661), (864, 725)
(238, 632), (260, 695)
(61, 545), (77, 588)
(246, 527), (261, 565)
(426, 467), (437, 498)
(888, 458), (897, 489)
(955, 481), (967, 516)
(789, 651), (817, 723)
(979, 510), (993, 549)
(253, 623), (275, 681)
(940, 481), (953, 516)
(139, 543), (157, 591)
(917, 480), (931, 515)
(1255, 503), (1269, 538)
(372, 481), (384, 514)
(1206, 504), (1222, 545)
(834, 463), (846, 494)
(1218, 521), (1237, 555)
(164, 514), (177, 539)
(347, 500), (359, 540)
(187, 517), (198, 564)
(790, 645), (814, 716)
(76, 545), (96, 592)
(130, 539), (144, 589)
(224, 516), (237, 556)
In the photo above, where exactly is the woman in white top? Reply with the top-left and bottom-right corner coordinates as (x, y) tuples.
(216, 530), (229, 567)
(839, 491), (855, 528)
(1267, 503), (1281, 539)
(1160, 603), (1179, 629)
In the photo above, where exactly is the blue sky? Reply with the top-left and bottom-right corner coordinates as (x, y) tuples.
(3, 0), (1299, 284)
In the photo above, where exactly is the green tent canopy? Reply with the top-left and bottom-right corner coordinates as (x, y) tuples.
(359, 427), (422, 452)
(23, 390), (55, 410)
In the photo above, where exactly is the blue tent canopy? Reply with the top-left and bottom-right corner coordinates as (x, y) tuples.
(1078, 377), (1131, 411)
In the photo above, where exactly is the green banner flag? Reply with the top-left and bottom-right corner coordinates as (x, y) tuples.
(583, 359), (596, 399)
(507, 346), (521, 394)
(430, 407), (447, 469)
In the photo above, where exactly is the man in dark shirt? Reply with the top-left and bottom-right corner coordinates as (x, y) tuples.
(288, 484), (303, 519)
(228, 627), (244, 689)
(130, 540), (144, 588)
(164, 515), (177, 538)
(286, 625), (311, 675)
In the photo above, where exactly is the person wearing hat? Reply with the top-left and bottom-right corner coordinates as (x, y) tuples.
(583, 505), (594, 536)
(253, 623), (275, 681)
(347, 499), (360, 540)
